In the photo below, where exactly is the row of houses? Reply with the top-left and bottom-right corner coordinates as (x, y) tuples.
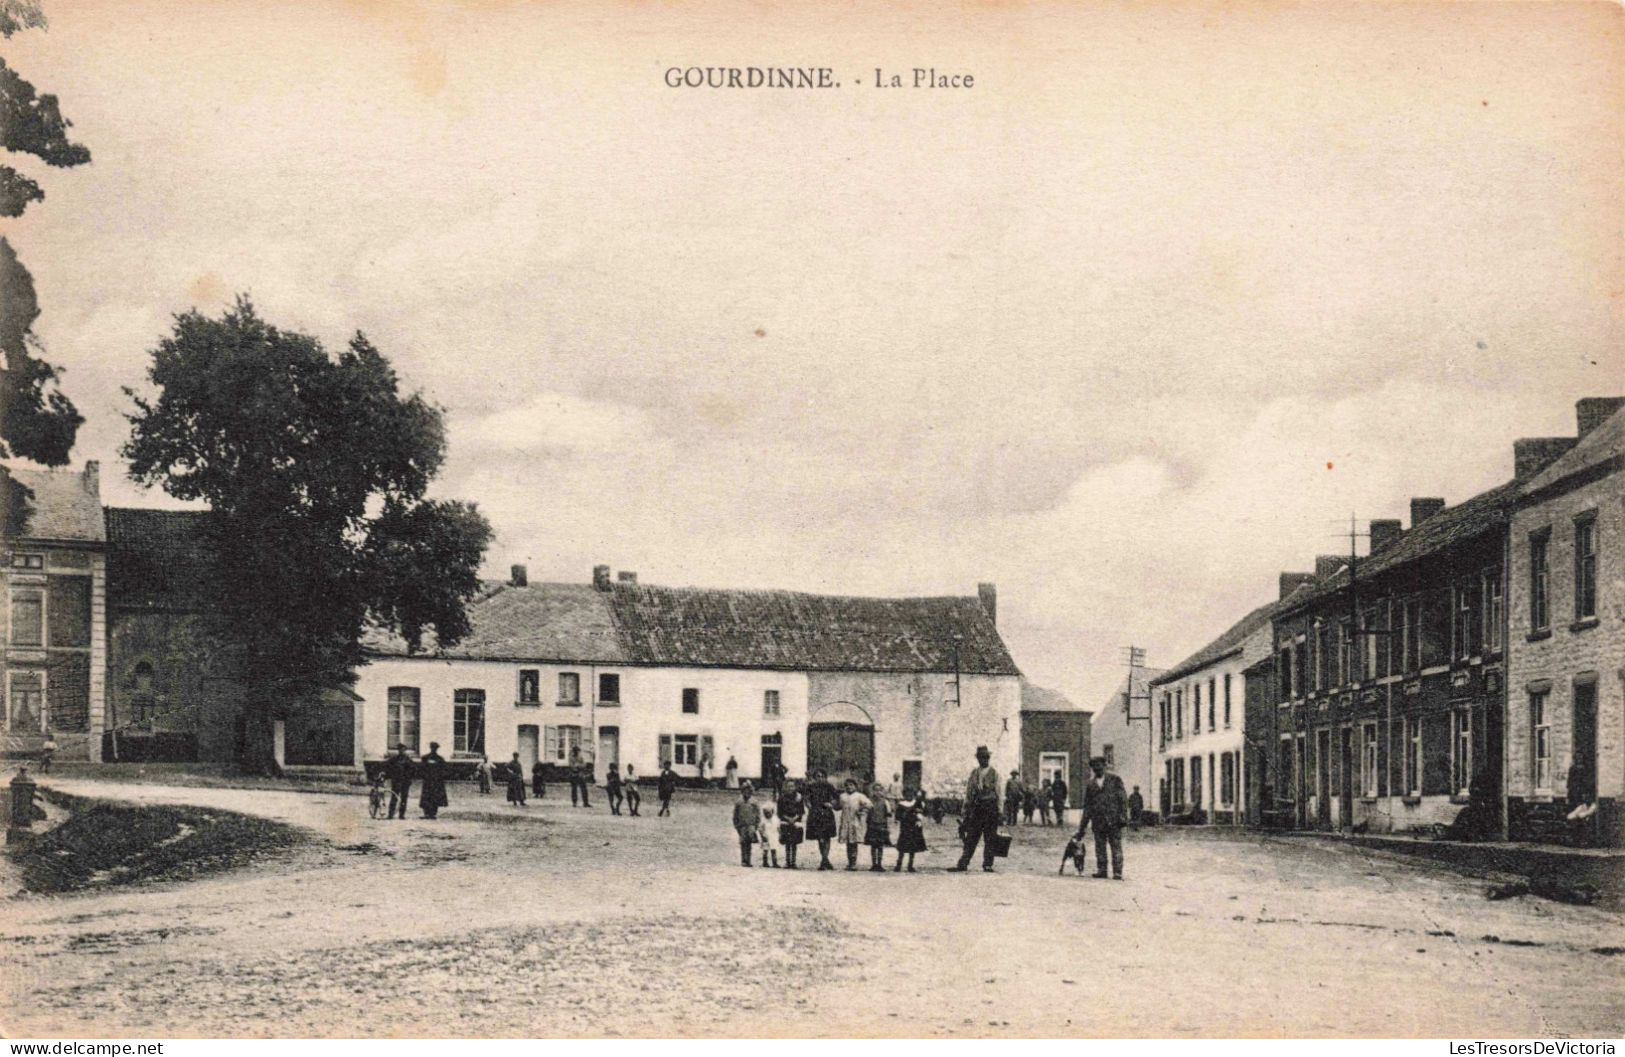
(1, 465), (1094, 798)
(1151, 396), (1623, 845)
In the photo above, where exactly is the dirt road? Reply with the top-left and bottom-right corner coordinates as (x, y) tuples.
(3, 777), (1621, 1038)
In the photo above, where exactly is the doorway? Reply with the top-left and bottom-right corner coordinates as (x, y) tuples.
(517, 725), (539, 776)
(598, 726), (620, 783)
(1573, 680), (1598, 802)
(1338, 727), (1354, 830)
(902, 759), (923, 795)
(1316, 729), (1332, 828)
(807, 721), (874, 786)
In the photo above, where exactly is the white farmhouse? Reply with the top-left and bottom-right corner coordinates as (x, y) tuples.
(355, 565), (1022, 793)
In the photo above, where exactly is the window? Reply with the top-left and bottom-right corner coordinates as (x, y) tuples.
(1207, 677), (1216, 730)
(1420, 590), (1448, 667)
(1451, 707), (1473, 797)
(1314, 624), (1329, 691)
(5, 671), (44, 732)
(517, 669), (540, 705)
(48, 577), (91, 648)
(1453, 578), (1481, 661)
(1159, 693), (1170, 748)
(598, 673), (621, 704)
(558, 672), (581, 705)
(1170, 757), (1185, 808)
(1193, 684), (1202, 730)
(1360, 723), (1378, 798)
(387, 687), (421, 753)
(1401, 597), (1420, 672)
(9, 590), (42, 647)
(1482, 568), (1504, 653)
(1279, 647), (1292, 702)
(1190, 755), (1203, 807)
(1531, 691), (1551, 791)
(1292, 641), (1306, 698)
(1103, 743), (1115, 769)
(1529, 530), (1551, 631)
(682, 687), (699, 714)
(546, 724), (583, 762)
(9, 553), (44, 569)
(453, 689), (486, 754)
(1223, 673), (1232, 726)
(1220, 752), (1235, 806)
(1337, 618), (1352, 685)
(673, 733), (699, 766)
(763, 689), (780, 717)
(1574, 516), (1597, 620)
(1403, 716), (1422, 797)
(1175, 689), (1183, 737)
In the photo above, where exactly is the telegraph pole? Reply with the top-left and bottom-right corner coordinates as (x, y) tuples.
(1121, 645), (1153, 803)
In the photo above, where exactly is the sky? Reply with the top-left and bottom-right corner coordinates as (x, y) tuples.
(3, 0), (1622, 708)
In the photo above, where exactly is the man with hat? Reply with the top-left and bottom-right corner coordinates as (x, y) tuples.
(384, 743), (414, 820)
(950, 745), (1003, 873)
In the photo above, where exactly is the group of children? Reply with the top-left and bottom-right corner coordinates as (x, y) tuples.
(732, 773), (930, 873)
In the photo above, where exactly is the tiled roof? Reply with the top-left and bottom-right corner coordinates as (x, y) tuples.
(1151, 601), (1279, 686)
(1022, 681), (1086, 713)
(2, 465), (105, 543)
(105, 508), (217, 610)
(368, 579), (1021, 675)
(1282, 478), (1520, 614)
(363, 580), (628, 663)
(1522, 404), (1625, 496)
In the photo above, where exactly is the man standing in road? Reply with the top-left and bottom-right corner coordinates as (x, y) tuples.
(1084, 757), (1128, 879)
(1128, 785), (1145, 829)
(657, 762), (679, 816)
(950, 745), (1003, 873)
(1004, 769), (1024, 826)
(384, 743), (414, 820)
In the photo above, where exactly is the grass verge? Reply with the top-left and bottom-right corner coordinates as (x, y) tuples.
(9, 789), (306, 894)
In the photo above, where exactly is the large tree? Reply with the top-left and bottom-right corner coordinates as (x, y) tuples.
(123, 298), (493, 771)
(0, 0), (89, 475)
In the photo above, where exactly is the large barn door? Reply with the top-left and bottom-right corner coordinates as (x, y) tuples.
(807, 721), (874, 786)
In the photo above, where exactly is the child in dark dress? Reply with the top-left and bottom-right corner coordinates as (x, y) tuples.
(894, 786), (928, 872)
(864, 782), (892, 872)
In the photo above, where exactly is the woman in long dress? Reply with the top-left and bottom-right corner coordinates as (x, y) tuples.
(836, 778), (871, 871)
(803, 769), (839, 871)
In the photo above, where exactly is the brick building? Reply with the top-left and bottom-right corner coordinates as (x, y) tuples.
(1506, 398), (1625, 845)
(0, 463), (107, 762)
(1019, 681), (1091, 809)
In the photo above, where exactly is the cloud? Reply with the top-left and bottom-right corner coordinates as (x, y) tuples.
(462, 392), (654, 455)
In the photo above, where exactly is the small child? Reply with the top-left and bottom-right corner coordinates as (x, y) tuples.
(894, 786), (928, 872)
(1038, 778), (1053, 826)
(759, 801), (782, 867)
(864, 782), (892, 872)
(732, 783), (762, 867)
(624, 764), (641, 816)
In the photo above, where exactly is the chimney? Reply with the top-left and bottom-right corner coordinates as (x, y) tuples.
(82, 460), (99, 497)
(976, 583), (997, 625)
(1512, 438), (1576, 480)
(1314, 555), (1345, 579)
(1410, 497), (1445, 527)
(1576, 397), (1625, 438)
(617, 571), (638, 584)
(509, 564), (528, 587)
(592, 564), (611, 591)
(1369, 519), (1402, 553)
(1280, 571), (1314, 600)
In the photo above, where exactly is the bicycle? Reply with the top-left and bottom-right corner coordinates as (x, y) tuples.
(368, 782), (388, 819)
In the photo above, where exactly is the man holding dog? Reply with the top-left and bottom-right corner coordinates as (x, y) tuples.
(1083, 757), (1128, 879)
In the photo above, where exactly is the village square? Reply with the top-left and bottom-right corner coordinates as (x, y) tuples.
(3, 0), (1625, 1042)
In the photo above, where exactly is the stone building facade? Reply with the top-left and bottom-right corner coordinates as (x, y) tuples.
(355, 567), (1024, 792)
(1, 464), (107, 762)
(1506, 398), (1625, 845)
